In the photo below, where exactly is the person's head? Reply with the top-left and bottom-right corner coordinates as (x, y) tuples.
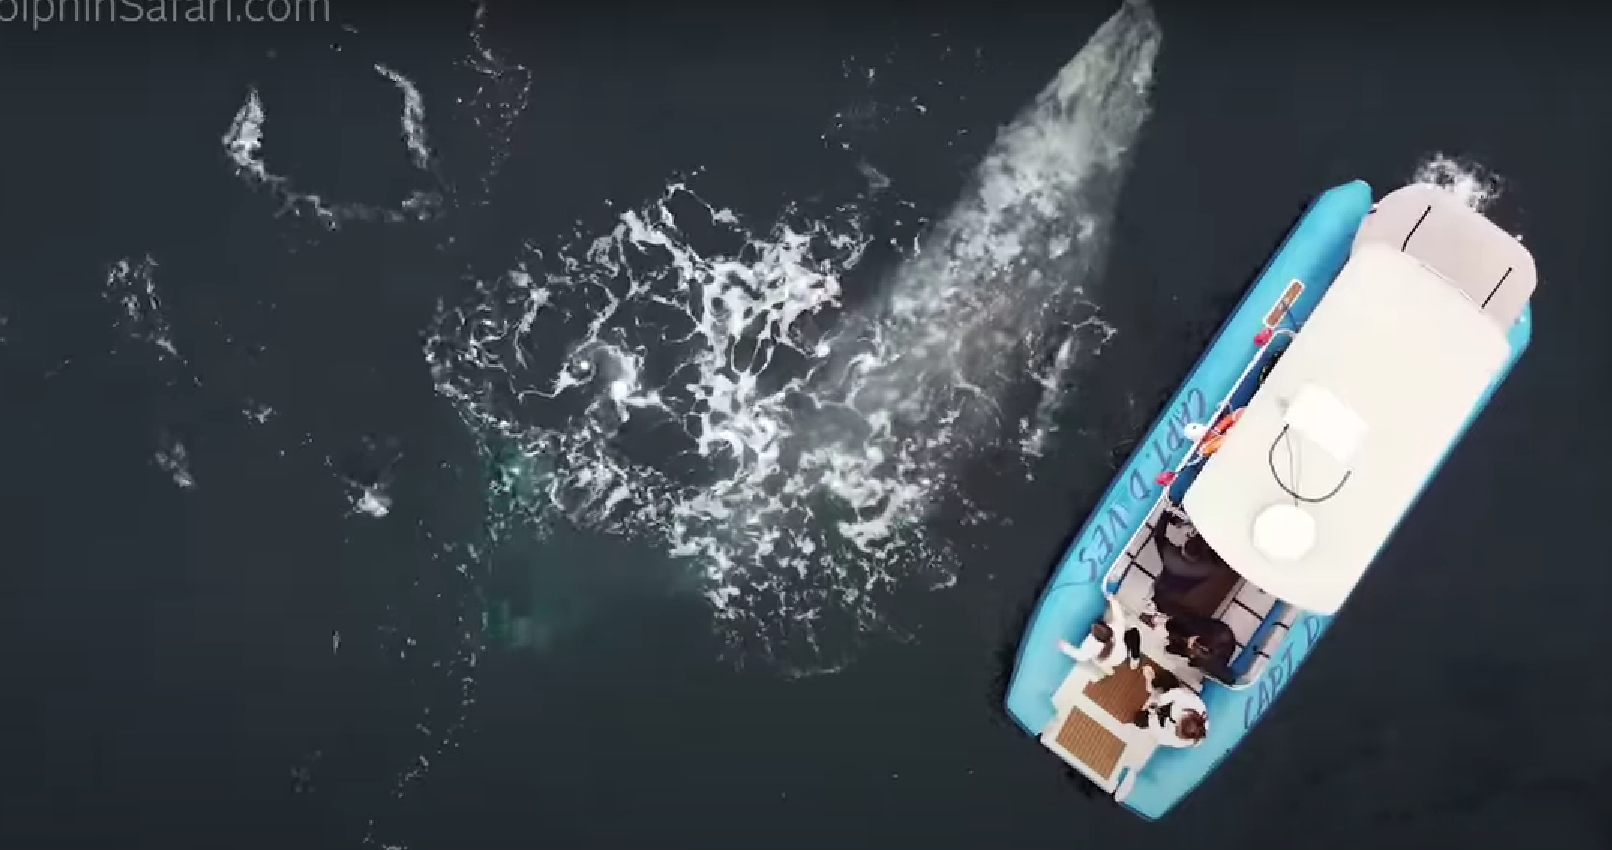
(1176, 709), (1208, 742)
(1090, 622), (1114, 643)
(1182, 533), (1215, 563)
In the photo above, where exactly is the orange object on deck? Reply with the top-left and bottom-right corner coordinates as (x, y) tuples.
(1198, 408), (1244, 456)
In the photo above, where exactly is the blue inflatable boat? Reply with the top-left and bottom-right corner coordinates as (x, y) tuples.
(1004, 180), (1536, 818)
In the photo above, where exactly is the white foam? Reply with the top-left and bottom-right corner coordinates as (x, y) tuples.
(342, 12), (517, 842)
(155, 436), (196, 491)
(374, 64), (433, 170)
(197, 10), (516, 848)
(1412, 152), (1503, 213)
(331, 435), (402, 520)
(104, 255), (183, 369)
(352, 484), (393, 518)
(460, 0), (531, 199)
(220, 71), (443, 228)
(222, 90), (272, 184)
(242, 401), (276, 424)
(427, 0), (1162, 670)
(104, 257), (203, 490)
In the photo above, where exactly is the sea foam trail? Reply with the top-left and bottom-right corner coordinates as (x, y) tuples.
(221, 68), (442, 229)
(427, 1), (1163, 671)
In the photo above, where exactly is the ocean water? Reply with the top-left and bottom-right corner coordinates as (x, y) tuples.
(2, 2), (1610, 849)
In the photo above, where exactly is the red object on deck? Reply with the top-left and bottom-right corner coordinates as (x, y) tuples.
(1156, 471), (1177, 486)
(1254, 328), (1274, 346)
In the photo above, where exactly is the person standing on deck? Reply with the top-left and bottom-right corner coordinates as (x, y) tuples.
(1151, 499), (1231, 616)
(1139, 609), (1238, 684)
(1058, 595), (1142, 679)
(1133, 665), (1209, 747)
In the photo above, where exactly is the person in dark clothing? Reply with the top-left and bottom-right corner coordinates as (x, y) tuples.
(1150, 500), (1230, 615)
(1140, 609), (1239, 684)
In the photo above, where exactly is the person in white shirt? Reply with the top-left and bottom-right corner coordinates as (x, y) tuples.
(1132, 665), (1209, 747)
(1057, 596), (1141, 679)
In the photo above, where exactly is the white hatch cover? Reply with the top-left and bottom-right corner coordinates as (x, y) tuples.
(1181, 243), (1511, 614)
(1352, 183), (1536, 330)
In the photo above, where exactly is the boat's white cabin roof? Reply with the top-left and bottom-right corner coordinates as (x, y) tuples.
(1353, 183), (1537, 329)
(1182, 242), (1513, 614)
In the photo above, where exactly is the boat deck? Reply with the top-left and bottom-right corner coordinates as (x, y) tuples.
(1039, 500), (1304, 796)
(1042, 650), (1174, 794)
(1054, 707), (1127, 779)
(1084, 654), (1164, 722)
(1111, 502), (1289, 677)
(1019, 180), (1534, 817)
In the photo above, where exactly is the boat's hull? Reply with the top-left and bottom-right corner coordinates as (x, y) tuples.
(1003, 179), (1533, 819)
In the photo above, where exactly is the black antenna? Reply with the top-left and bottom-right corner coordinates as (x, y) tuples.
(1482, 267), (1513, 309)
(1400, 205), (1432, 251)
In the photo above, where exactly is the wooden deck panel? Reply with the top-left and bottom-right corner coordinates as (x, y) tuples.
(1054, 710), (1125, 780)
(1082, 655), (1163, 723)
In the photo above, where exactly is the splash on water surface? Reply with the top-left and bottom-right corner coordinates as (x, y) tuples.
(1412, 152), (1503, 213)
(222, 68), (443, 229)
(374, 64), (433, 170)
(158, 1), (1169, 845)
(105, 255), (183, 371)
(105, 256), (200, 489)
(204, 12), (509, 847)
(427, 0), (1163, 671)
(154, 435), (197, 490)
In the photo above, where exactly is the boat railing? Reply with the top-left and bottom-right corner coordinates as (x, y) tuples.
(1099, 325), (1297, 692)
